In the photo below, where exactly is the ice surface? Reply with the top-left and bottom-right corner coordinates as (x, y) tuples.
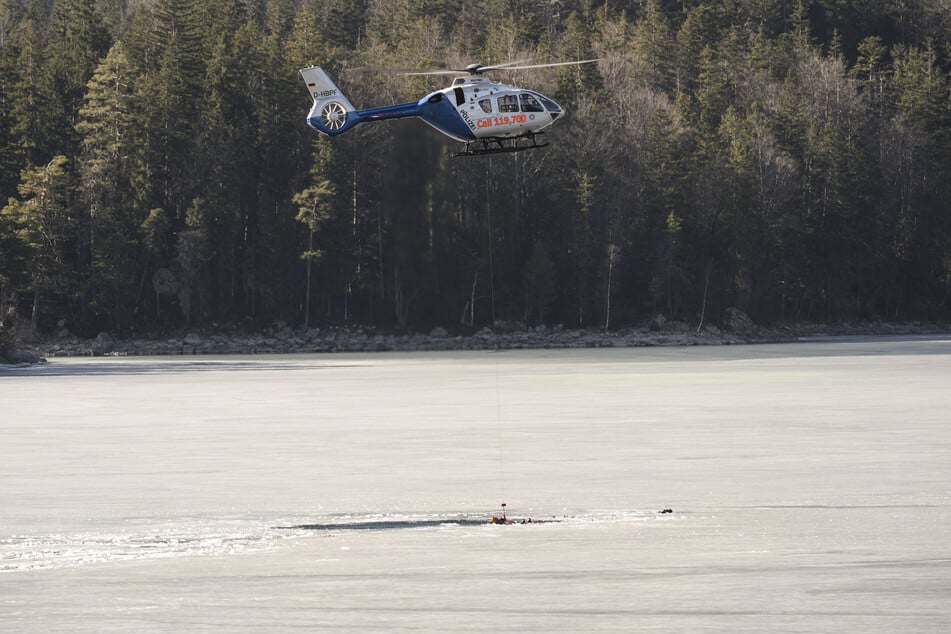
(1, 338), (950, 631)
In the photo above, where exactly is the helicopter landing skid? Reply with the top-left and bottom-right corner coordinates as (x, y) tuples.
(453, 133), (548, 157)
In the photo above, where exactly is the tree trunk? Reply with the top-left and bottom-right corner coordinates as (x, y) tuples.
(696, 259), (712, 334)
(304, 230), (313, 329)
(31, 284), (40, 332)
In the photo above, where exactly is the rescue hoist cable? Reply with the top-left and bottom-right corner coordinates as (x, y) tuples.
(494, 347), (505, 506)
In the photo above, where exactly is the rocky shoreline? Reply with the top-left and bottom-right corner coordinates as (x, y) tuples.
(38, 321), (770, 358)
(4, 313), (949, 364)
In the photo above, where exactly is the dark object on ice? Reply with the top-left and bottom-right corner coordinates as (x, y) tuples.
(490, 502), (532, 524)
(490, 515), (532, 524)
(281, 518), (488, 531)
(491, 502), (512, 524)
(659, 508), (673, 514)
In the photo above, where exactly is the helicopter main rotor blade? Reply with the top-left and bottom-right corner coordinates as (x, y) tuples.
(398, 60), (532, 76)
(398, 69), (469, 76)
(484, 58), (602, 72)
(473, 59), (532, 70)
(396, 58), (600, 76)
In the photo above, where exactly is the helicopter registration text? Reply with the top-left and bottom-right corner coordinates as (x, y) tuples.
(477, 114), (529, 129)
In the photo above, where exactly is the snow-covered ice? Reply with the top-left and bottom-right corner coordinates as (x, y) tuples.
(1, 338), (949, 631)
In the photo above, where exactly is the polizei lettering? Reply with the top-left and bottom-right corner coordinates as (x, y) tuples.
(459, 108), (477, 131)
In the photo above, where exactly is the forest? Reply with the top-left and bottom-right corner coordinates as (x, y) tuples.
(1, 0), (950, 339)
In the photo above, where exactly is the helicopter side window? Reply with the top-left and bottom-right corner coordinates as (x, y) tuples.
(479, 98), (493, 113)
(498, 95), (519, 113)
(519, 93), (544, 112)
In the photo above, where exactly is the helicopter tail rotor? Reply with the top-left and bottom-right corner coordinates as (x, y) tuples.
(320, 101), (348, 130)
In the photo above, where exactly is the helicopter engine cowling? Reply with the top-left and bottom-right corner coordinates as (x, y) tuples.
(416, 91), (477, 142)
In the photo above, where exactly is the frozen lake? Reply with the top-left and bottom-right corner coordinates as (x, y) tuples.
(2, 338), (950, 631)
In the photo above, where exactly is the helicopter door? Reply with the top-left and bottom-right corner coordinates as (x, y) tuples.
(453, 87), (465, 106)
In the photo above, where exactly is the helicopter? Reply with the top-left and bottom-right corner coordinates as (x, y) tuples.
(300, 60), (600, 157)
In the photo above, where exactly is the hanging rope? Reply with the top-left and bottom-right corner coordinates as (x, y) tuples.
(494, 347), (505, 506)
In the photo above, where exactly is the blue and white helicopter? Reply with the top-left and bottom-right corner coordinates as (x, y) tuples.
(300, 60), (599, 156)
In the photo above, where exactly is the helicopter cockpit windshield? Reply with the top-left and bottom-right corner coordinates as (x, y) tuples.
(519, 93), (544, 112)
(533, 93), (562, 118)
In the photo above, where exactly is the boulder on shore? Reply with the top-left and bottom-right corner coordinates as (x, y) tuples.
(91, 332), (115, 355)
(1, 348), (45, 364)
(183, 333), (202, 346)
(724, 307), (754, 333)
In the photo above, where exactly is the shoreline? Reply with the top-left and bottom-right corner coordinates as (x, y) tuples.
(6, 319), (950, 363)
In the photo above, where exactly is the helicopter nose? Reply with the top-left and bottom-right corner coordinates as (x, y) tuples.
(539, 95), (563, 120)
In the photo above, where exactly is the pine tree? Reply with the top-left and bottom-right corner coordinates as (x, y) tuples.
(554, 10), (602, 106)
(631, 0), (675, 94)
(176, 197), (209, 324)
(138, 0), (206, 221)
(5, 1), (60, 167)
(293, 139), (336, 328)
(197, 9), (265, 320)
(0, 156), (75, 330)
(76, 40), (141, 330)
(46, 0), (108, 135)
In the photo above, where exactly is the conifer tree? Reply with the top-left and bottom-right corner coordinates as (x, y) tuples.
(631, 0), (675, 94)
(293, 139), (336, 328)
(6, 1), (59, 168)
(76, 40), (140, 330)
(0, 156), (74, 330)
